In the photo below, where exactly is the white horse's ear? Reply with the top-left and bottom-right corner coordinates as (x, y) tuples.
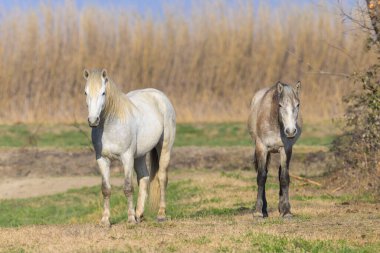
(295, 81), (301, 95)
(101, 69), (107, 79)
(277, 81), (284, 94)
(83, 69), (89, 80)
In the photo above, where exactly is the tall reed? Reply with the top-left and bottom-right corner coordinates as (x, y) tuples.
(0, 1), (374, 123)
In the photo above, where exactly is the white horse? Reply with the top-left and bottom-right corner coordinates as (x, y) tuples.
(83, 69), (176, 226)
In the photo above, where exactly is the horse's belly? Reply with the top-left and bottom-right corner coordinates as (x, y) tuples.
(135, 124), (163, 158)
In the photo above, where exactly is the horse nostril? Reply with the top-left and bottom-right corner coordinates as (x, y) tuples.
(285, 128), (297, 136)
(88, 117), (100, 126)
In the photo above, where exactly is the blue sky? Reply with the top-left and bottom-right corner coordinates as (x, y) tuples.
(0, 0), (358, 18)
(0, 0), (328, 11)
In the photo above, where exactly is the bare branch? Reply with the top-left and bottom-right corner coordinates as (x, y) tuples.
(286, 49), (351, 78)
(337, 0), (373, 32)
(304, 71), (350, 78)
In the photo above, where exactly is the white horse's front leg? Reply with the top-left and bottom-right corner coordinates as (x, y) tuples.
(121, 152), (136, 223)
(97, 157), (111, 227)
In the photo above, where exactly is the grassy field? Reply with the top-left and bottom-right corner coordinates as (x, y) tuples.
(0, 122), (378, 252)
(0, 169), (378, 252)
(0, 121), (340, 150)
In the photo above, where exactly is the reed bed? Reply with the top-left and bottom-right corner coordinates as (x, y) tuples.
(0, 1), (374, 123)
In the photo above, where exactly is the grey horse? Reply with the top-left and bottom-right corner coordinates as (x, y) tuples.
(248, 81), (302, 218)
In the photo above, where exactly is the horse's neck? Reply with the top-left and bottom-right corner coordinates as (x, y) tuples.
(103, 83), (134, 122)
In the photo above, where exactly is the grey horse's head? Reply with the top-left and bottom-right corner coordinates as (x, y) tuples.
(83, 69), (108, 127)
(277, 81), (301, 138)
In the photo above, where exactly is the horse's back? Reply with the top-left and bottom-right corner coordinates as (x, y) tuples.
(127, 88), (176, 142)
(127, 88), (175, 118)
(247, 87), (270, 139)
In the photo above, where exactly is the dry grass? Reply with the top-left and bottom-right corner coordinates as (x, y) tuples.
(0, 1), (375, 123)
(0, 169), (379, 252)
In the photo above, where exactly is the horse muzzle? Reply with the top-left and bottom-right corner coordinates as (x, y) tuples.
(88, 116), (100, 127)
(285, 128), (297, 138)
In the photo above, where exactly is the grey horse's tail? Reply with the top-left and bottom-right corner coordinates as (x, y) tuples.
(148, 148), (160, 211)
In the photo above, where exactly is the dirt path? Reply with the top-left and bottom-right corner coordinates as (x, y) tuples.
(0, 177), (124, 199)
(0, 147), (330, 200)
(0, 147), (328, 177)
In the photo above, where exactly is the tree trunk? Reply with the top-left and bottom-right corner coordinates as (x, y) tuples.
(366, 0), (380, 43)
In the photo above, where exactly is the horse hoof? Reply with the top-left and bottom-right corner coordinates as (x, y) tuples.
(157, 216), (167, 222)
(99, 218), (111, 228)
(136, 216), (144, 223)
(282, 213), (293, 219)
(253, 212), (264, 218)
(128, 216), (137, 224)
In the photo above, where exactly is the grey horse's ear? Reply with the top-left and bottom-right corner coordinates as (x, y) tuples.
(295, 81), (301, 95)
(101, 69), (107, 79)
(83, 69), (89, 80)
(277, 81), (284, 94)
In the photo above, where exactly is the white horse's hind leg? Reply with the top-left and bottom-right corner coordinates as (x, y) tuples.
(134, 156), (149, 223)
(97, 157), (111, 227)
(121, 152), (136, 223)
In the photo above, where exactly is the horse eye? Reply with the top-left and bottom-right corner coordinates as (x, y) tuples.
(279, 104), (283, 108)
(102, 92), (106, 96)
(296, 104), (300, 108)
(84, 91), (87, 96)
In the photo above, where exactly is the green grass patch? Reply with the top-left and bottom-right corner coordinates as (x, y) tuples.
(0, 179), (205, 227)
(0, 124), (91, 148)
(0, 178), (255, 227)
(175, 123), (251, 147)
(0, 122), (339, 148)
(0, 186), (100, 227)
(247, 233), (379, 253)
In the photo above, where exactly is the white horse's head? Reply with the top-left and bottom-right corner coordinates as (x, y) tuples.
(277, 81), (301, 138)
(83, 69), (108, 127)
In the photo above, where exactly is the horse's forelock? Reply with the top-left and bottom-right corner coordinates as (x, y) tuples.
(86, 70), (104, 95)
(277, 84), (299, 103)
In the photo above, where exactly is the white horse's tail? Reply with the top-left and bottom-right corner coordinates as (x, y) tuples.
(148, 148), (160, 211)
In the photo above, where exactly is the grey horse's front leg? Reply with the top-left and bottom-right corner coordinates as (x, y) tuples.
(279, 147), (292, 217)
(97, 157), (111, 227)
(253, 141), (269, 218)
(121, 152), (137, 223)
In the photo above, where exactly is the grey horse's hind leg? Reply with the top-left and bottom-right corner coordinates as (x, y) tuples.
(97, 157), (111, 227)
(279, 147), (292, 217)
(134, 156), (150, 223)
(253, 141), (269, 218)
